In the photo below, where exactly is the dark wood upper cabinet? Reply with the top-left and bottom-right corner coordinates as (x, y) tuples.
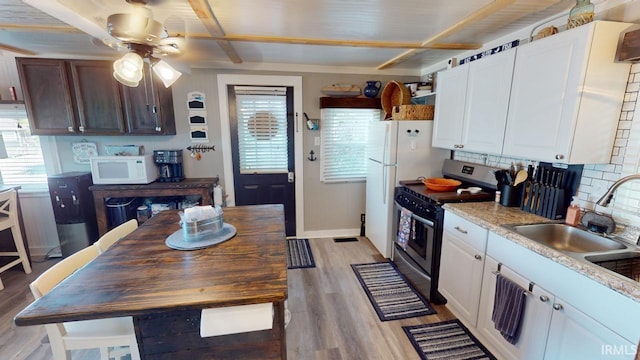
(120, 71), (176, 135)
(16, 57), (176, 136)
(68, 60), (126, 135)
(16, 58), (77, 135)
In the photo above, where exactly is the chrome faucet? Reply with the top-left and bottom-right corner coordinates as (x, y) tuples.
(596, 174), (640, 207)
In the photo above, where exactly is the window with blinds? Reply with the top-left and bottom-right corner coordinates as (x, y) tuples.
(320, 108), (379, 183)
(235, 86), (289, 174)
(0, 105), (46, 185)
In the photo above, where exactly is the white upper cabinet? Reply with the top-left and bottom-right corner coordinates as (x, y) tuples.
(502, 21), (632, 164)
(433, 49), (515, 155)
(432, 65), (468, 150)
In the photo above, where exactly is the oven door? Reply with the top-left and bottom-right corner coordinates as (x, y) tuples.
(392, 201), (436, 274)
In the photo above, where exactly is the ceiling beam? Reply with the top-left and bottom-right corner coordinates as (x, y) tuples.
(0, 23), (81, 33)
(0, 43), (37, 56)
(377, 0), (516, 70)
(188, 0), (242, 64)
(185, 33), (481, 50)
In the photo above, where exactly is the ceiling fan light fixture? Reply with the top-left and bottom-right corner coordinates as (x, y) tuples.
(151, 59), (182, 88)
(113, 51), (144, 87)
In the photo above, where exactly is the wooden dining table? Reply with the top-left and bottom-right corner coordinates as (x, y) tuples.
(14, 204), (288, 360)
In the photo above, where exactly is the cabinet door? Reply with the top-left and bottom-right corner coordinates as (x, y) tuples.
(16, 58), (76, 135)
(69, 60), (126, 135)
(439, 231), (485, 327)
(545, 298), (635, 360)
(462, 50), (515, 155)
(502, 27), (589, 162)
(432, 65), (468, 150)
(122, 74), (176, 135)
(477, 256), (554, 360)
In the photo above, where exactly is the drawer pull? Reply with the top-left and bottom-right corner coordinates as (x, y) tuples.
(539, 295), (549, 302)
(553, 303), (563, 311)
(474, 254), (482, 260)
(454, 226), (468, 234)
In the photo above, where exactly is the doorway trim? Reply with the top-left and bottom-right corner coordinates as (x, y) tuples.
(217, 74), (304, 236)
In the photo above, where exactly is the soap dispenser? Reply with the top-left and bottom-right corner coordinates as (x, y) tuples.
(565, 197), (581, 226)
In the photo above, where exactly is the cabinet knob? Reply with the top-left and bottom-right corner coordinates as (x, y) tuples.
(79, 126), (85, 132)
(67, 126), (74, 133)
(553, 303), (563, 311)
(539, 295), (549, 302)
(474, 254), (482, 260)
(555, 154), (565, 160)
(458, 144), (464, 149)
(454, 226), (468, 234)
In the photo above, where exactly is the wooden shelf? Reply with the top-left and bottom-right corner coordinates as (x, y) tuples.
(0, 100), (24, 105)
(319, 97), (381, 109)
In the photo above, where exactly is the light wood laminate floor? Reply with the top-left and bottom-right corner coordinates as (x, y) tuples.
(1, 237), (454, 359)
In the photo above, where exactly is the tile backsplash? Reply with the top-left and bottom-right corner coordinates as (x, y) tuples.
(455, 63), (640, 245)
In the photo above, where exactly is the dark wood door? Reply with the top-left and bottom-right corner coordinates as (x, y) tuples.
(121, 71), (176, 135)
(68, 60), (126, 135)
(16, 58), (76, 135)
(229, 86), (296, 236)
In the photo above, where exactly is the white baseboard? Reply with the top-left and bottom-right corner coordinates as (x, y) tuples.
(299, 228), (361, 239)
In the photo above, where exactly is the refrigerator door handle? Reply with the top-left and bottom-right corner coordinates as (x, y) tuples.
(381, 163), (387, 204)
(383, 123), (391, 165)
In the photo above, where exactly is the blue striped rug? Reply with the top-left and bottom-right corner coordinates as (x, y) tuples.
(351, 262), (435, 321)
(403, 319), (496, 360)
(286, 238), (316, 269)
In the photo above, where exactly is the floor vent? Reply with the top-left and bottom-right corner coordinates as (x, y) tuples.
(334, 237), (359, 243)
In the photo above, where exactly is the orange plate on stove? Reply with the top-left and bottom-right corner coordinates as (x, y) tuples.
(423, 178), (462, 192)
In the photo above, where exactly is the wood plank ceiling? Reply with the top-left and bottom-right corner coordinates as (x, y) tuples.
(0, 0), (577, 73)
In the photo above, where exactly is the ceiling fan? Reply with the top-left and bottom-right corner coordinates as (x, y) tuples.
(104, 0), (184, 88)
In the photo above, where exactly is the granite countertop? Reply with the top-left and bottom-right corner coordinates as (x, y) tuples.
(443, 202), (640, 302)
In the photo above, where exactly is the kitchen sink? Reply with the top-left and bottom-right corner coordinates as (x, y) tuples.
(584, 251), (640, 282)
(505, 223), (628, 253)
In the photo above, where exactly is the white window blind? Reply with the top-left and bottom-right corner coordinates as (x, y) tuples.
(0, 105), (46, 185)
(235, 86), (289, 174)
(320, 108), (379, 183)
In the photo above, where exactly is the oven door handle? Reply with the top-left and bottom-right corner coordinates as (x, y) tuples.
(412, 213), (435, 227)
(394, 201), (435, 227)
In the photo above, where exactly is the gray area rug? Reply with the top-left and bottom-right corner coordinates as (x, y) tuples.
(351, 262), (436, 321)
(403, 319), (496, 360)
(286, 238), (316, 269)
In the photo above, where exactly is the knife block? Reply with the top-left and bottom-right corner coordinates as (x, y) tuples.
(520, 163), (583, 220)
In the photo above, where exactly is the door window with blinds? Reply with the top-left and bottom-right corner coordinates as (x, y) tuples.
(0, 105), (46, 184)
(234, 86), (289, 174)
(320, 108), (379, 182)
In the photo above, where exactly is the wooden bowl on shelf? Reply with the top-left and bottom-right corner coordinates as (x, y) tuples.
(422, 178), (462, 191)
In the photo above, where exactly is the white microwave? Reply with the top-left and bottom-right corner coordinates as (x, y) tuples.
(90, 155), (158, 185)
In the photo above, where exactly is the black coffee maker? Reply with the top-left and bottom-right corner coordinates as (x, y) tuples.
(154, 150), (184, 182)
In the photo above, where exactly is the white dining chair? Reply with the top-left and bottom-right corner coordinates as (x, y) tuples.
(95, 219), (138, 254)
(0, 189), (31, 290)
(30, 245), (141, 360)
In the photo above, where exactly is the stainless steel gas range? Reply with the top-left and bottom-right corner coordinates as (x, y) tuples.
(392, 159), (501, 304)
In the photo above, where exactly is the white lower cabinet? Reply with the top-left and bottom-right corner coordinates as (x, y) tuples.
(439, 212), (487, 327)
(544, 299), (635, 360)
(477, 256), (553, 360)
(480, 232), (637, 360)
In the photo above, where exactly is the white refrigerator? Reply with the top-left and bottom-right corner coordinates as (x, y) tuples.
(365, 120), (448, 258)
